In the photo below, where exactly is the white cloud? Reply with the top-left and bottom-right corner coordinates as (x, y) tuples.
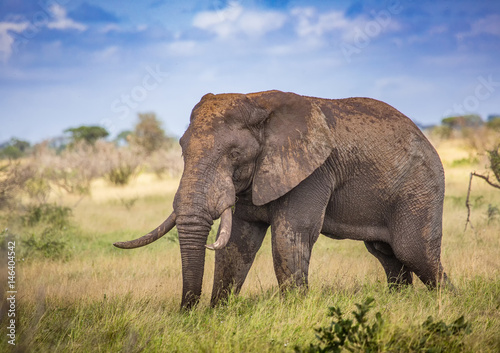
(291, 7), (401, 42)
(193, 1), (286, 39)
(47, 4), (87, 31)
(469, 14), (500, 37)
(291, 8), (352, 38)
(0, 21), (29, 62)
(0, 5), (87, 62)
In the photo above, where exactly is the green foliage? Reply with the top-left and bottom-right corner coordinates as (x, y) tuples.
(115, 130), (132, 146)
(130, 113), (168, 153)
(23, 227), (70, 261)
(391, 315), (471, 353)
(295, 297), (383, 353)
(25, 176), (51, 203)
(296, 299), (471, 353)
(487, 204), (499, 224)
(450, 156), (479, 167)
(430, 125), (452, 139)
(22, 203), (72, 229)
(0, 138), (31, 159)
(106, 165), (136, 186)
(486, 118), (500, 132)
(442, 115), (483, 129)
(64, 125), (109, 145)
(119, 197), (138, 210)
(486, 145), (500, 183)
(16, 203), (74, 261)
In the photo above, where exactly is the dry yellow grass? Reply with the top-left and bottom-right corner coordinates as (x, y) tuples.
(18, 139), (500, 301)
(5, 137), (500, 352)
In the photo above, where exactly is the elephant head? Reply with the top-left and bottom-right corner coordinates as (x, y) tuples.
(114, 90), (336, 308)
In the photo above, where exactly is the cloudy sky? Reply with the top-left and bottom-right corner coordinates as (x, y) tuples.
(1, 0), (499, 143)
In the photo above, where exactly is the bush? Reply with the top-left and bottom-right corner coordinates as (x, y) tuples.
(392, 315), (471, 353)
(23, 227), (70, 261)
(487, 145), (500, 183)
(296, 299), (471, 353)
(295, 297), (383, 353)
(106, 165), (137, 186)
(487, 118), (500, 132)
(0, 162), (35, 210)
(22, 203), (72, 229)
(430, 125), (452, 140)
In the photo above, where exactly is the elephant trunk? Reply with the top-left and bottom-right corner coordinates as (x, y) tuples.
(175, 214), (211, 308)
(174, 166), (235, 307)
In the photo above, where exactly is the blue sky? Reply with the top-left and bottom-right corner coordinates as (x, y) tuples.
(1, 0), (499, 143)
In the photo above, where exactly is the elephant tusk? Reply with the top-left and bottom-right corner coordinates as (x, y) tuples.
(205, 207), (232, 250)
(113, 212), (176, 249)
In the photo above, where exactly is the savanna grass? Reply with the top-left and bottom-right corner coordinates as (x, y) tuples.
(1, 140), (499, 352)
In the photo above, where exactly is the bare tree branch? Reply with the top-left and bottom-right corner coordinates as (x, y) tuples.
(464, 171), (500, 231)
(471, 172), (500, 189)
(464, 173), (474, 231)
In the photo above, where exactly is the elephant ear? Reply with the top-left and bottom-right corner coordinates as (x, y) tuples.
(249, 91), (335, 206)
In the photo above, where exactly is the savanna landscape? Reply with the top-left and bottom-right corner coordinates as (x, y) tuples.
(1, 114), (500, 352)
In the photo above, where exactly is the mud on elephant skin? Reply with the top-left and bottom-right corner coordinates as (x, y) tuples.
(114, 90), (451, 309)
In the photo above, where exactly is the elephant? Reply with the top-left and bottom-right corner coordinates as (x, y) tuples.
(114, 90), (450, 309)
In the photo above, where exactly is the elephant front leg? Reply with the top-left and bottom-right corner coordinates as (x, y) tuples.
(211, 216), (268, 306)
(270, 190), (328, 292)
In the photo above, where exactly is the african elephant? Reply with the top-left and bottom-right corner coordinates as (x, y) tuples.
(114, 90), (450, 309)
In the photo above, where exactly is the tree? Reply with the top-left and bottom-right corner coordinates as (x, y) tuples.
(0, 138), (31, 159)
(487, 114), (500, 122)
(486, 116), (500, 132)
(115, 130), (132, 146)
(442, 115), (483, 130)
(64, 126), (109, 145)
(130, 113), (168, 153)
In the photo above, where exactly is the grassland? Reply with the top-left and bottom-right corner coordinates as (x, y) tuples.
(1, 139), (499, 352)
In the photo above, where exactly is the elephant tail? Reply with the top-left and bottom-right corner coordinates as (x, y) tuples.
(113, 212), (176, 249)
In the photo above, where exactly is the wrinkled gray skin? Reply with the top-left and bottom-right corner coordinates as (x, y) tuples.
(114, 90), (450, 309)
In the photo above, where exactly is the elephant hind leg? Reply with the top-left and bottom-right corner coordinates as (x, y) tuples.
(365, 241), (413, 288)
(388, 201), (449, 289)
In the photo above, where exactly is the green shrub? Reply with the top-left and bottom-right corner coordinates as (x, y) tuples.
(119, 197), (138, 210)
(295, 297), (383, 353)
(430, 125), (452, 139)
(487, 204), (499, 224)
(106, 165), (136, 186)
(296, 299), (471, 353)
(23, 227), (71, 261)
(486, 145), (500, 183)
(486, 118), (500, 132)
(22, 203), (72, 229)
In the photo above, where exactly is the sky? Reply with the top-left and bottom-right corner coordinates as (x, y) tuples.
(1, 0), (499, 143)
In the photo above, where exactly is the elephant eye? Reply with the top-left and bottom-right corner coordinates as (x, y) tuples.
(230, 150), (241, 160)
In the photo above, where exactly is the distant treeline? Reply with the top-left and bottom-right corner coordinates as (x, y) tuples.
(0, 112), (178, 160)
